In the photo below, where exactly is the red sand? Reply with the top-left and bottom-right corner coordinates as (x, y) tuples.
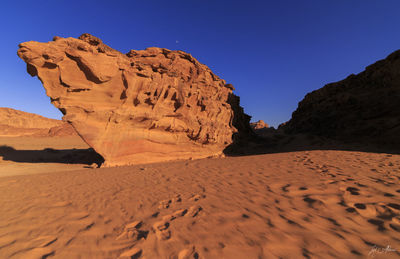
(0, 136), (399, 258)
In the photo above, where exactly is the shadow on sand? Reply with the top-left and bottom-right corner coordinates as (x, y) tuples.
(223, 132), (400, 157)
(1, 134), (398, 168)
(0, 145), (104, 166)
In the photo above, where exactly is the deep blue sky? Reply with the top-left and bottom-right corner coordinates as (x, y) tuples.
(1, 1), (400, 127)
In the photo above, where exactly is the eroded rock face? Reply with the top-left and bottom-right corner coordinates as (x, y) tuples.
(18, 34), (251, 166)
(283, 50), (400, 149)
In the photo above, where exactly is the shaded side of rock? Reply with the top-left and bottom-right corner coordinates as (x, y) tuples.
(283, 50), (400, 150)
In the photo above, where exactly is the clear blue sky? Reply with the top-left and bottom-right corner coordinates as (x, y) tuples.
(1, 1), (400, 127)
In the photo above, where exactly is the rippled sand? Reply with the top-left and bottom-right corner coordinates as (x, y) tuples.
(0, 137), (399, 258)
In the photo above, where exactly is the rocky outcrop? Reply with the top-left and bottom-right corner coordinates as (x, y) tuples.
(250, 120), (269, 130)
(250, 120), (276, 138)
(0, 107), (75, 137)
(18, 34), (251, 166)
(283, 50), (400, 149)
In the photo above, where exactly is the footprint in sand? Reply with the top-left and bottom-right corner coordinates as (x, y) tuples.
(346, 201), (399, 233)
(367, 219), (386, 231)
(158, 193), (204, 214)
(188, 193), (206, 202)
(345, 207), (357, 213)
(281, 184), (290, 192)
(158, 199), (172, 209)
(186, 205), (202, 218)
(302, 195), (325, 209)
(172, 194), (182, 203)
(116, 193), (205, 259)
(158, 194), (182, 209)
(345, 187), (360, 195)
(178, 245), (199, 259)
(152, 220), (172, 240)
(303, 158), (314, 166)
(116, 220), (148, 241)
(152, 205), (202, 241)
(314, 164), (330, 174)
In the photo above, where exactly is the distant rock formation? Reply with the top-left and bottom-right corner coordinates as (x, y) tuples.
(0, 107), (61, 129)
(283, 50), (400, 149)
(250, 120), (276, 138)
(250, 120), (269, 130)
(18, 34), (252, 166)
(0, 107), (75, 137)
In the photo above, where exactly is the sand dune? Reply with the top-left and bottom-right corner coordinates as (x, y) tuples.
(0, 142), (399, 258)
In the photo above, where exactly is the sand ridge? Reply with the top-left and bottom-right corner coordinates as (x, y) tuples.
(0, 149), (399, 258)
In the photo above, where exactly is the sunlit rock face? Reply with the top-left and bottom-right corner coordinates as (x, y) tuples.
(18, 34), (251, 166)
(283, 49), (400, 149)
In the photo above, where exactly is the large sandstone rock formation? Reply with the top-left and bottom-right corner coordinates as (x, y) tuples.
(0, 107), (75, 137)
(18, 34), (251, 166)
(283, 50), (400, 149)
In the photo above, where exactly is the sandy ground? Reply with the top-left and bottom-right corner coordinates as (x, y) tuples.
(0, 137), (400, 258)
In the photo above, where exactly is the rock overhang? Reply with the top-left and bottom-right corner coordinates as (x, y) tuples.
(18, 33), (252, 166)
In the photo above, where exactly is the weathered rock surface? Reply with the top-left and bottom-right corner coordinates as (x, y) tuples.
(283, 50), (400, 149)
(18, 34), (251, 166)
(0, 107), (75, 137)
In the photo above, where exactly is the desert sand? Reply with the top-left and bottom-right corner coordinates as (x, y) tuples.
(0, 134), (399, 258)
